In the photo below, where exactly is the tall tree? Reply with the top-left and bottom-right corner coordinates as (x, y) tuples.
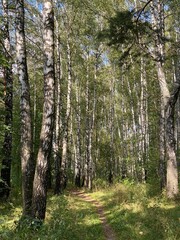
(32, 0), (55, 220)
(16, 0), (34, 216)
(108, 74), (115, 184)
(60, 31), (72, 192)
(74, 77), (82, 187)
(53, 7), (63, 194)
(84, 52), (93, 190)
(150, 0), (179, 198)
(104, 0), (179, 197)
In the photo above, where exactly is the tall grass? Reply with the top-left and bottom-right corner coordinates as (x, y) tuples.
(90, 181), (180, 240)
(0, 192), (104, 240)
(0, 181), (179, 240)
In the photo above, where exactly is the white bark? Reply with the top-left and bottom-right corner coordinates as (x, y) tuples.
(32, 0), (55, 219)
(75, 78), (81, 187)
(85, 53), (93, 190)
(53, 6), (63, 194)
(60, 32), (72, 190)
(151, 0), (179, 197)
(16, 0), (34, 216)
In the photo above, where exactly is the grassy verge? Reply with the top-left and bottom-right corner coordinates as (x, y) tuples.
(89, 182), (180, 240)
(0, 183), (179, 240)
(0, 191), (104, 240)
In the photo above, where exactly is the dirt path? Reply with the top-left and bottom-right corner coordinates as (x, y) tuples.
(71, 190), (116, 240)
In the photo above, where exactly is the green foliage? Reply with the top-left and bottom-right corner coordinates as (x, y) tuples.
(107, 11), (136, 46)
(99, 9), (151, 48)
(16, 216), (43, 231)
(93, 178), (109, 190)
(0, 182), (179, 240)
(91, 183), (180, 240)
(0, 192), (104, 240)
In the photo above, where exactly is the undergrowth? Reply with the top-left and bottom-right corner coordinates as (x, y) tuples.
(0, 181), (179, 240)
(90, 181), (180, 240)
(0, 191), (104, 240)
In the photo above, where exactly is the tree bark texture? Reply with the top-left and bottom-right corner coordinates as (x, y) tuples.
(108, 75), (115, 184)
(60, 34), (72, 192)
(165, 45), (180, 198)
(151, 0), (179, 197)
(85, 54), (93, 190)
(32, 0), (55, 220)
(52, 4), (63, 194)
(75, 79), (81, 187)
(16, 0), (34, 215)
(53, 20), (62, 194)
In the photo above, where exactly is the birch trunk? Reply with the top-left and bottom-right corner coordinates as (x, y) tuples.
(75, 79), (81, 187)
(140, 57), (148, 182)
(166, 43), (180, 198)
(126, 74), (139, 179)
(53, 8), (62, 195)
(85, 53), (93, 190)
(32, 0), (55, 219)
(60, 34), (72, 191)
(108, 75), (115, 184)
(151, 0), (168, 189)
(151, 0), (179, 197)
(120, 73), (128, 179)
(16, 0), (34, 216)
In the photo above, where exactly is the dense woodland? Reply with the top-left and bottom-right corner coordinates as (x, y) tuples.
(0, 0), (180, 231)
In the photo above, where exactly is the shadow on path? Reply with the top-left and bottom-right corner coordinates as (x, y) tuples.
(71, 190), (117, 240)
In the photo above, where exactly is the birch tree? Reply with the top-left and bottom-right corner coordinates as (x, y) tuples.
(150, 0), (179, 198)
(105, 0), (179, 197)
(16, 0), (34, 216)
(60, 32), (72, 191)
(32, 0), (55, 220)
(53, 1), (63, 195)
(74, 77), (81, 187)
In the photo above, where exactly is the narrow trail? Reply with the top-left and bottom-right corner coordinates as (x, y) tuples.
(71, 190), (116, 240)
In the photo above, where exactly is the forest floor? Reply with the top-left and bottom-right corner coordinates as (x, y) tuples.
(71, 190), (117, 240)
(0, 182), (180, 240)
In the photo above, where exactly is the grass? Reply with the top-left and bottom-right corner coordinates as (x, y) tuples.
(90, 182), (180, 240)
(0, 191), (104, 240)
(0, 182), (179, 240)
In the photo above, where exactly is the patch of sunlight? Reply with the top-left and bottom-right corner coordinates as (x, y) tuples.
(79, 215), (101, 226)
(123, 202), (143, 213)
(90, 191), (114, 207)
(0, 208), (21, 231)
(69, 198), (89, 210)
(161, 204), (177, 209)
(147, 198), (177, 210)
(90, 190), (110, 199)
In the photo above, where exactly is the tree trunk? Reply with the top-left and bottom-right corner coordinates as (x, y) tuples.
(32, 0), (55, 220)
(16, 0), (34, 216)
(166, 83), (180, 198)
(75, 79), (81, 187)
(151, 0), (179, 197)
(166, 45), (180, 198)
(60, 34), (72, 192)
(0, 0), (13, 199)
(140, 57), (148, 182)
(53, 9), (62, 195)
(85, 53), (93, 190)
(108, 75), (115, 184)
